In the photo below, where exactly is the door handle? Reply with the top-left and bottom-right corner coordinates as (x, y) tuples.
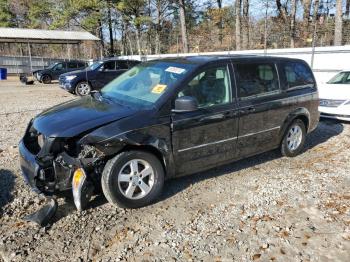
(198, 114), (225, 122)
(198, 111), (236, 122)
(240, 106), (256, 114)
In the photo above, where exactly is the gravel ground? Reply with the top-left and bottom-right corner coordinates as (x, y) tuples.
(0, 80), (349, 262)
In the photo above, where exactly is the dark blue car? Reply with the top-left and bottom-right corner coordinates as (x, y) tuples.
(59, 58), (140, 96)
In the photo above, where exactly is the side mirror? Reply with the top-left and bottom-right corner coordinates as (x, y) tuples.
(173, 96), (198, 113)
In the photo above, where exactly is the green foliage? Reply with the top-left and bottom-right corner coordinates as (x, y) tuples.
(28, 0), (52, 28)
(0, 0), (14, 27)
(49, 0), (103, 32)
(117, 0), (151, 29)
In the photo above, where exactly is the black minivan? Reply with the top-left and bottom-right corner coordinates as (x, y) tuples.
(59, 58), (140, 96)
(19, 56), (319, 211)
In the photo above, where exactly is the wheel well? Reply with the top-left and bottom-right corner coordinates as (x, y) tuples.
(280, 114), (310, 144)
(295, 115), (309, 132)
(119, 145), (166, 174)
(75, 80), (91, 87)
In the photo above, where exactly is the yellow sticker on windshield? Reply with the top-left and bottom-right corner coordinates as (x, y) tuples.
(151, 84), (167, 94)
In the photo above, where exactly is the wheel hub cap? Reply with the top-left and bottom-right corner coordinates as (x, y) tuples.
(78, 83), (90, 95)
(118, 159), (155, 200)
(287, 125), (302, 151)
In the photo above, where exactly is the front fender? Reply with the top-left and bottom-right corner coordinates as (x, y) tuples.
(78, 114), (174, 177)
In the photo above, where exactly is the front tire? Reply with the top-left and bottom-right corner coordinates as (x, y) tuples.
(41, 75), (51, 84)
(281, 119), (306, 157)
(101, 151), (164, 208)
(75, 81), (91, 96)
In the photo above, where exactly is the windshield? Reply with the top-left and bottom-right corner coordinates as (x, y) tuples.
(47, 62), (59, 69)
(101, 61), (195, 108)
(327, 72), (350, 84)
(88, 61), (103, 71)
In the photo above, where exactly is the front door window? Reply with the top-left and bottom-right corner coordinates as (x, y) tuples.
(178, 66), (231, 108)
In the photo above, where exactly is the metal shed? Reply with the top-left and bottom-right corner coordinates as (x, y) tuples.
(0, 27), (100, 73)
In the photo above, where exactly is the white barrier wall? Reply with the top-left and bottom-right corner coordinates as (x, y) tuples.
(119, 45), (350, 85)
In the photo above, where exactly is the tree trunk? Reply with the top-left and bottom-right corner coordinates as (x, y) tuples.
(242, 0), (249, 50)
(334, 0), (343, 46)
(290, 0), (297, 48)
(179, 0), (189, 53)
(98, 19), (105, 57)
(235, 0), (241, 50)
(346, 0), (350, 17)
(302, 0), (311, 25)
(155, 1), (161, 54)
(311, 0), (320, 49)
(135, 27), (142, 55)
(217, 0), (223, 45)
(301, 0), (312, 41)
(276, 0), (287, 22)
(126, 32), (134, 56)
(107, 2), (114, 55)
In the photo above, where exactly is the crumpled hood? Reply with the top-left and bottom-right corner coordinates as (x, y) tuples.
(33, 97), (136, 137)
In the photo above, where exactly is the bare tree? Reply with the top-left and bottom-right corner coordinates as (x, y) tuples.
(310, 0), (320, 68)
(152, 0), (171, 54)
(179, 0), (189, 52)
(217, 0), (223, 45)
(290, 0), (297, 47)
(235, 0), (241, 50)
(334, 0), (343, 46)
(107, 1), (114, 55)
(242, 0), (249, 49)
(275, 0), (287, 22)
(302, 0), (312, 25)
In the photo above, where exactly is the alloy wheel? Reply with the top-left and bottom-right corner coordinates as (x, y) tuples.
(286, 125), (303, 151)
(77, 82), (91, 96)
(117, 159), (155, 200)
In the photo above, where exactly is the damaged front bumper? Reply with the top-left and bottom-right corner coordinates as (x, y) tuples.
(19, 139), (74, 195)
(19, 140), (42, 194)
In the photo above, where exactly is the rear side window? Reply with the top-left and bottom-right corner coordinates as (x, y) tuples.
(282, 62), (315, 90)
(128, 61), (140, 67)
(67, 62), (77, 69)
(236, 63), (279, 98)
(103, 61), (116, 71)
(116, 61), (129, 69)
(77, 62), (86, 68)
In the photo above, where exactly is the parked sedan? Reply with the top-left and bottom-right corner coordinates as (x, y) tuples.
(59, 59), (140, 96)
(19, 56), (318, 212)
(35, 60), (87, 84)
(319, 71), (350, 121)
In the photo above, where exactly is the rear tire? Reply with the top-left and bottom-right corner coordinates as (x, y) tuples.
(101, 151), (164, 209)
(281, 119), (306, 157)
(75, 81), (91, 96)
(41, 75), (51, 84)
